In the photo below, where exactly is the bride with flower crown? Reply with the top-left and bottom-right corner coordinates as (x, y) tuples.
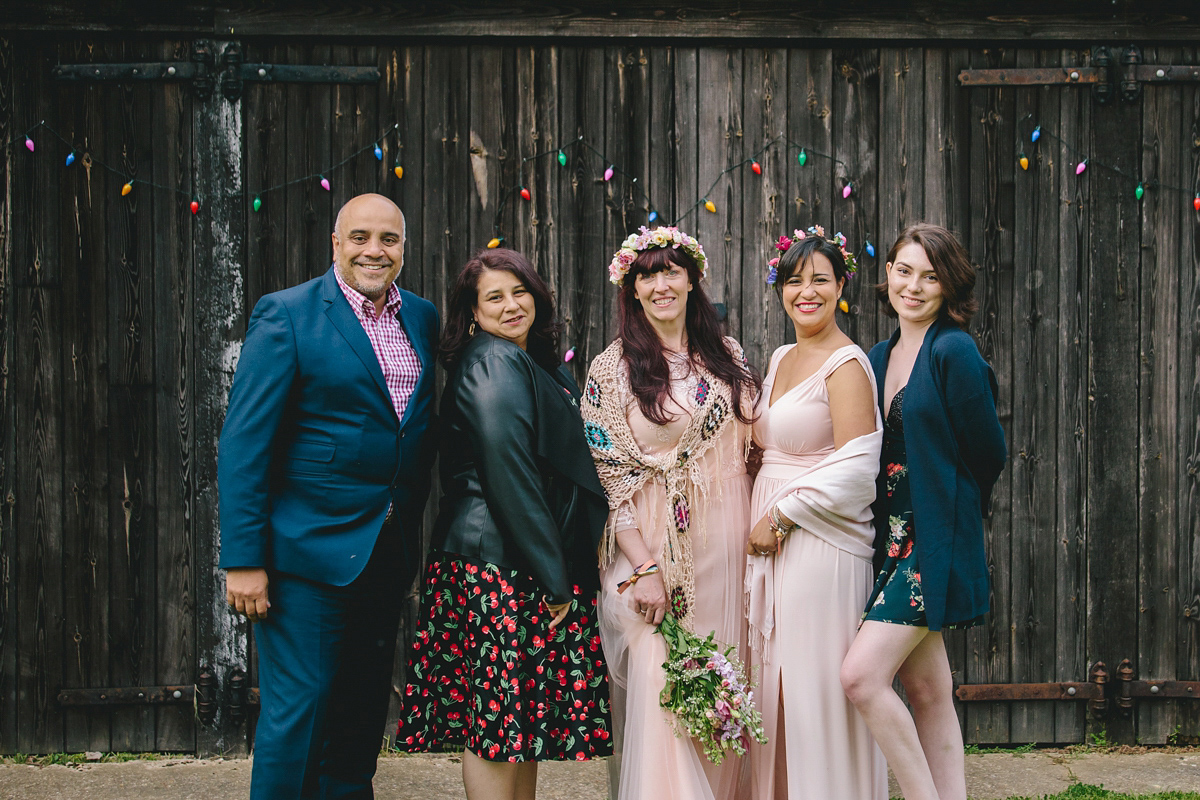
(581, 226), (760, 800)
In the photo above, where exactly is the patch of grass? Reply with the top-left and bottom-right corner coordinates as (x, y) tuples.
(964, 741), (1037, 756)
(1088, 729), (1113, 749)
(978, 784), (1200, 800)
(0, 752), (171, 766)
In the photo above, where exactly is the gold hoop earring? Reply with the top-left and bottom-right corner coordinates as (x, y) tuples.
(469, 321), (477, 336)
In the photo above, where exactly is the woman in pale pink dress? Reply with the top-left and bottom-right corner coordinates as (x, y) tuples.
(582, 227), (760, 800)
(744, 228), (887, 799)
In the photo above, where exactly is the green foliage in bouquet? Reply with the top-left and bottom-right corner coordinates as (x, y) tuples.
(657, 613), (767, 764)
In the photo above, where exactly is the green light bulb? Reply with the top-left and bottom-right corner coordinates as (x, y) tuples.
(798, 149), (807, 166)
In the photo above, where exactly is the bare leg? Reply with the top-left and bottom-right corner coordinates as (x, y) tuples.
(462, 748), (520, 800)
(514, 761), (538, 800)
(897, 633), (965, 800)
(840, 621), (939, 800)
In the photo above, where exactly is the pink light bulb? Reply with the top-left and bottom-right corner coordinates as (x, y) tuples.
(604, 166), (614, 181)
(24, 137), (34, 152)
(320, 176), (331, 191)
(842, 183), (853, 199)
(1075, 161), (1087, 175)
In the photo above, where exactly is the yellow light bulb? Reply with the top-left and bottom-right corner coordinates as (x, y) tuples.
(1019, 155), (1029, 171)
(121, 182), (133, 196)
(393, 165), (404, 179)
(704, 200), (716, 213)
(838, 299), (849, 313)
(487, 237), (501, 249)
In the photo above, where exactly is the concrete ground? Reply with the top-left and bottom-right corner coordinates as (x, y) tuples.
(0, 750), (1197, 799)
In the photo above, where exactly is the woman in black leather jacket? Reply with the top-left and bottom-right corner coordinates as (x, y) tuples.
(395, 248), (612, 800)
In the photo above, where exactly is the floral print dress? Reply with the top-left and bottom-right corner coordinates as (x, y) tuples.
(863, 388), (982, 629)
(395, 554), (612, 762)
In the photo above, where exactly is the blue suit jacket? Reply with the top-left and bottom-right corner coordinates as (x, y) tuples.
(868, 317), (1007, 630)
(218, 267), (439, 587)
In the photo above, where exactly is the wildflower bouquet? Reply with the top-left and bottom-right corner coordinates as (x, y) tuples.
(657, 613), (767, 764)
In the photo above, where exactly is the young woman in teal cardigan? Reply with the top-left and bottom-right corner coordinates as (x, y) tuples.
(840, 224), (1007, 800)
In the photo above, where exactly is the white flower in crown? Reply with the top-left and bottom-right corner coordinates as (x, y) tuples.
(609, 225), (709, 285)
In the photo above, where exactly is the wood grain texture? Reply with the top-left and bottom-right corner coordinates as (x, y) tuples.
(1085, 63), (1142, 746)
(3, 36), (1200, 753)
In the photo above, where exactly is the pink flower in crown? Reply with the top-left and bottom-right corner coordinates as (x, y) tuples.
(767, 256), (780, 268)
(793, 229), (806, 241)
(617, 250), (636, 266)
(775, 235), (792, 252)
(811, 224), (826, 237)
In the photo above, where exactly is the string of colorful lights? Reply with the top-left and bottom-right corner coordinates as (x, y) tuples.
(1016, 113), (1200, 211)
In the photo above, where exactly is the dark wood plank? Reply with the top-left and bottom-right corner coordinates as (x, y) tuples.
(831, 47), (880, 352)
(962, 44), (1015, 745)
(554, 46), (584, 385)
(14, 284), (65, 754)
(468, 47), (505, 253)
(1178, 46), (1200, 743)
(526, 45), (561, 296)
(12, 37), (67, 755)
(193, 38), (250, 758)
(58, 38), (115, 755)
(738, 47), (785, 373)
(205, 3), (1200, 42)
(1085, 47), (1142, 746)
(151, 39), (195, 753)
(107, 40), (158, 753)
(693, 48), (743, 341)
(566, 47), (609, 371)
(0, 34), (20, 754)
(1052, 47), (1089, 746)
(1006, 47), (1059, 747)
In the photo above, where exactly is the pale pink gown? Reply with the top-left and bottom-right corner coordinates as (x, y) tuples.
(748, 344), (887, 800)
(598, 351), (752, 800)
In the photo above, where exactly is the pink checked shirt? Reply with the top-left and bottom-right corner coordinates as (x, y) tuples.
(334, 269), (422, 421)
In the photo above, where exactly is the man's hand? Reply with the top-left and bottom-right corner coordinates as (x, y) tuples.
(226, 568), (271, 622)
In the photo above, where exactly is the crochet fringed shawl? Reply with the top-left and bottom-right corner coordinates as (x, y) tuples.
(582, 338), (750, 630)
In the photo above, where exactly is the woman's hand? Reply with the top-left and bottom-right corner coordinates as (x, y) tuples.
(631, 572), (667, 626)
(546, 600), (572, 631)
(745, 513), (779, 557)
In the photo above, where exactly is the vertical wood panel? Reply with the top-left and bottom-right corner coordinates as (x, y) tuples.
(962, 45), (1016, 744)
(1052, 49), (1090, 745)
(878, 48), (925, 237)
(56, 40), (112, 754)
(1085, 51), (1142, 745)
(13, 40), (66, 755)
(0, 34), (17, 753)
(1007, 49), (1060, 745)
(739, 47), (785, 372)
(150, 40), (194, 753)
(1178, 47), (1200, 742)
(468, 47), (505, 254)
(831, 47), (880, 350)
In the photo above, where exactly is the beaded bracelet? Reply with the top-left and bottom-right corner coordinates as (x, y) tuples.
(617, 560), (660, 594)
(768, 505), (797, 542)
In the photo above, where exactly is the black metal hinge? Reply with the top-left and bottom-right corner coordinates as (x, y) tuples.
(958, 45), (1200, 104)
(57, 665), (260, 727)
(955, 659), (1200, 718)
(51, 40), (379, 101)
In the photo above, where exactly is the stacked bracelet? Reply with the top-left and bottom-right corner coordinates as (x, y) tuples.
(617, 559), (660, 594)
(768, 506), (797, 542)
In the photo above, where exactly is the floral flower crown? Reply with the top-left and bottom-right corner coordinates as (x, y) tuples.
(609, 226), (708, 285)
(765, 225), (858, 286)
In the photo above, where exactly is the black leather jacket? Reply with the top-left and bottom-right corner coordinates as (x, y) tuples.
(431, 334), (608, 603)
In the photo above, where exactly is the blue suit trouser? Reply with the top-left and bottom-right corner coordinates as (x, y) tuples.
(250, 526), (405, 800)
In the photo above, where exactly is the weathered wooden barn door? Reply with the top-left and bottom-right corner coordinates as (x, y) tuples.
(949, 46), (1200, 747)
(0, 37), (206, 755)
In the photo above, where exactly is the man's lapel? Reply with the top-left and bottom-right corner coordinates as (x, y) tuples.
(394, 288), (431, 430)
(321, 268), (392, 404)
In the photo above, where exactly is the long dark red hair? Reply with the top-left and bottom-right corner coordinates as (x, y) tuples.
(618, 245), (760, 425)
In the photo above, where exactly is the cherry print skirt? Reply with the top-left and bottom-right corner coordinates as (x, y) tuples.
(395, 553), (613, 762)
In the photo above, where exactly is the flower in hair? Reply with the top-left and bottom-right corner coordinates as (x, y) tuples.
(765, 225), (857, 286)
(609, 226), (708, 285)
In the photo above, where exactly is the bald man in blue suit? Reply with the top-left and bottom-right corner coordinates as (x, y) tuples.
(218, 194), (438, 798)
